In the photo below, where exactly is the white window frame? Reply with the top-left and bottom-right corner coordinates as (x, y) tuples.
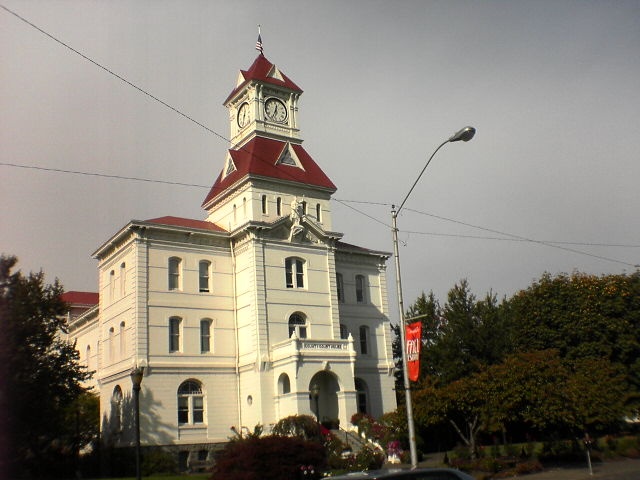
(288, 312), (308, 339)
(168, 257), (182, 291)
(285, 257), (306, 289)
(169, 317), (182, 353)
(200, 319), (212, 354)
(178, 380), (205, 425)
(199, 260), (211, 293)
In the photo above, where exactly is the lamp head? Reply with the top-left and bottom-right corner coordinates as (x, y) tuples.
(449, 126), (476, 143)
(130, 366), (145, 387)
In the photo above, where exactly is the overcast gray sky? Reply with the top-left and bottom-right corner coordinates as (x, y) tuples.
(2, 0), (639, 320)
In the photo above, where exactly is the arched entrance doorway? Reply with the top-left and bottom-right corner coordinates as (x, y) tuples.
(308, 371), (340, 426)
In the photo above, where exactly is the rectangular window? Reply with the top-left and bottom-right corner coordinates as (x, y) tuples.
(285, 257), (306, 289)
(178, 397), (189, 424)
(356, 275), (365, 303)
(295, 259), (304, 288)
(193, 397), (204, 423)
(359, 326), (368, 355)
(200, 320), (211, 353)
(336, 273), (344, 302)
(261, 194), (268, 214)
(199, 261), (210, 292)
(169, 317), (181, 352)
(277, 197), (282, 216)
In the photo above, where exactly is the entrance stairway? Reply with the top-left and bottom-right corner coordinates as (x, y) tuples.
(330, 428), (368, 455)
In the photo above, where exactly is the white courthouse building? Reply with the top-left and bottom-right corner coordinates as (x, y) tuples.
(64, 52), (396, 467)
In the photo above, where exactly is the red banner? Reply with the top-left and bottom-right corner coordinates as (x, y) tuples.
(405, 322), (422, 382)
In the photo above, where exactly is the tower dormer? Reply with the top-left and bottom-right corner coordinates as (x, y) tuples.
(225, 54), (303, 148)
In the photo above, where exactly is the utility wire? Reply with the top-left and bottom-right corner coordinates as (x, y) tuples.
(403, 207), (637, 267)
(2, 4), (637, 267)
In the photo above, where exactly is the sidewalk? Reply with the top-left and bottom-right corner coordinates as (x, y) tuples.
(500, 458), (640, 479)
(409, 455), (640, 479)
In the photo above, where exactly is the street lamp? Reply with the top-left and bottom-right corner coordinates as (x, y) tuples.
(392, 126), (476, 469)
(130, 366), (145, 480)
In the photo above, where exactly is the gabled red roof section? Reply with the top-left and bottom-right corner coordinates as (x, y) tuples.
(224, 54), (302, 104)
(201, 137), (337, 208)
(61, 291), (99, 306)
(146, 216), (227, 232)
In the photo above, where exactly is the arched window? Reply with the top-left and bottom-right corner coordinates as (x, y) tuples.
(111, 386), (123, 431)
(86, 345), (91, 370)
(108, 327), (115, 362)
(316, 203), (321, 222)
(200, 319), (212, 353)
(261, 194), (268, 215)
(199, 260), (211, 293)
(355, 378), (368, 414)
(178, 380), (204, 425)
(242, 197), (247, 218)
(120, 262), (126, 296)
(119, 321), (126, 357)
(285, 257), (305, 289)
(278, 373), (291, 395)
(288, 312), (307, 339)
(336, 273), (344, 303)
(301, 201), (307, 215)
(233, 204), (237, 223)
(276, 197), (282, 216)
(359, 325), (369, 355)
(355, 274), (366, 303)
(168, 257), (182, 291)
(169, 317), (182, 353)
(109, 270), (115, 301)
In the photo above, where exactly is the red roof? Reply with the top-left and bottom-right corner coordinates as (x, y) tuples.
(224, 54), (302, 104)
(61, 291), (99, 306)
(146, 216), (227, 232)
(202, 137), (336, 208)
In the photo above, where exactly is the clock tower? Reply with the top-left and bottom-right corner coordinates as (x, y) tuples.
(225, 54), (303, 148)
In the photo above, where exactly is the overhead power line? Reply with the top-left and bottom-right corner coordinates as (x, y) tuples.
(2, 4), (637, 269)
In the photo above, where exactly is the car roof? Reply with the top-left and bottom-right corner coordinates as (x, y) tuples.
(328, 467), (474, 480)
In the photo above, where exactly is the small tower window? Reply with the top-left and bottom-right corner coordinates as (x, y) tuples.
(316, 203), (321, 222)
(261, 195), (268, 215)
(277, 197), (282, 216)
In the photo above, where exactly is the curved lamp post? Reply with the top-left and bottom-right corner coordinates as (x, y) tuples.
(130, 366), (145, 480)
(392, 126), (476, 469)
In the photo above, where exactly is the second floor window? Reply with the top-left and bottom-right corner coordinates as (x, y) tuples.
(199, 260), (211, 292)
(169, 317), (181, 352)
(355, 275), (366, 303)
(168, 257), (182, 290)
(359, 325), (369, 355)
(200, 319), (212, 353)
(285, 257), (305, 289)
(336, 273), (344, 303)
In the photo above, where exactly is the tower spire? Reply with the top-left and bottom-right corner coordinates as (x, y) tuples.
(255, 25), (263, 54)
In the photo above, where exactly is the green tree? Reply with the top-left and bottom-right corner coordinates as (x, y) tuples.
(507, 271), (640, 413)
(0, 255), (92, 479)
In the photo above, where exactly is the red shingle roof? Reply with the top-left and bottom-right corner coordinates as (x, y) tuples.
(61, 291), (99, 306)
(224, 54), (302, 104)
(146, 216), (227, 232)
(202, 137), (336, 208)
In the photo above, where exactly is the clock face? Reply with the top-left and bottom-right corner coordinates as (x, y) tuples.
(237, 102), (250, 128)
(264, 98), (287, 123)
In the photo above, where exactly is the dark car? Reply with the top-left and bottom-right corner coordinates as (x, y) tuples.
(328, 467), (475, 480)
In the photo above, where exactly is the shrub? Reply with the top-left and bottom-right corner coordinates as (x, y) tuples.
(211, 435), (327, 480)
(141, 449), (177, 476)
(272, 415), (321, 440)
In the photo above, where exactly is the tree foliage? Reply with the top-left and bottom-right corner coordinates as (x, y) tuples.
(400, 272), (640, 455)
(0, 255), (93, 479)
